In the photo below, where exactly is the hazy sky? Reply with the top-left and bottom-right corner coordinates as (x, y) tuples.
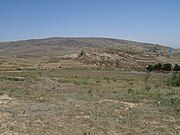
(0, 0), (179, 48)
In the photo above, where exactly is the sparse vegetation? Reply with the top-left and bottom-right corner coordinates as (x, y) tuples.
(0, 76), (25, 81)
(9, 88), (29, 98)
(0, 37), (180, 134)
(168, 73), (180, 87)
(0, 67), (180, 134)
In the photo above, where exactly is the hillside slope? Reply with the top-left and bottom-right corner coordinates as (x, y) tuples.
(0, 37), (179, 70)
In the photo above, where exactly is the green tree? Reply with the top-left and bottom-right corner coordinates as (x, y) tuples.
(173, 64), (180, 71)
(162, 63), (172, 71)
(153, 63), (162, 71)
(146, 64), (154, 72)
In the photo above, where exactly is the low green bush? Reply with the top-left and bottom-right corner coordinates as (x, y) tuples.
(0, 76), (24, 81)
(9, 88), (29, 98)
(168, 73), (180, 87)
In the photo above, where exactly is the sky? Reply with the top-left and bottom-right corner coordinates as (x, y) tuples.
(0, 0), (180, 48)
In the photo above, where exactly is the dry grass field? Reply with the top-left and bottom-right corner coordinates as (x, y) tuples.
(0, 38), (180, 135)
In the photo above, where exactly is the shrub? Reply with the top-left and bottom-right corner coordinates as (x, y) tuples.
(153, 63), (163, 71)
(13, 88), (28, 97)
(0, 76), (24, 81)
(162, 63), (172, 71)
(146, 63), (174, 72)
(168, 74), (180, 87)
(146, 65), (154, 71)
(173, 64), (180, 71)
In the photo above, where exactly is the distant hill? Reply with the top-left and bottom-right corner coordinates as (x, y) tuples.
(0, 37), (179, 70)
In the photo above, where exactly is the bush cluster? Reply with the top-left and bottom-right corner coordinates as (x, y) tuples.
(146, 63), (180, 72)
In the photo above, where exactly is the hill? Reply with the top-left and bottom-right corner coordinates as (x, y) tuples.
(0, 37), (179, 70)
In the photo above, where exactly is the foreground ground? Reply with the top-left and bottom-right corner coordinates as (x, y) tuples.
(0, 67), (179, 135)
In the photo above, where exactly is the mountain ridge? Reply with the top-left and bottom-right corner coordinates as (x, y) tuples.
(0, 37), (174, 49)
